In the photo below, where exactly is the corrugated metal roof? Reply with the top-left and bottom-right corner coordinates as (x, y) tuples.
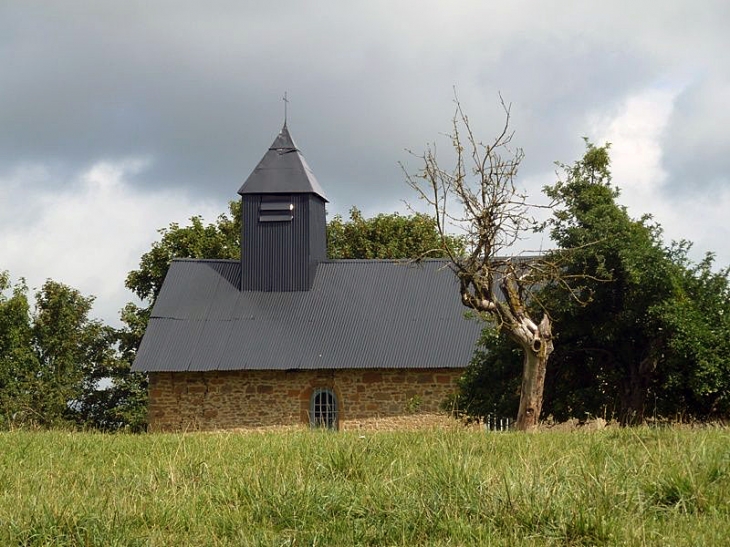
(133, 259), (484, 372)
(237, 124), (328, 201)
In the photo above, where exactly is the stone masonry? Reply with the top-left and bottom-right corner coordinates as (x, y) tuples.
(148, 368), (463, 431)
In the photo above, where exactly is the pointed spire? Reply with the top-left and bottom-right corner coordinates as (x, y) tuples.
(268, 123), (297, 153)
(238, 124), (328, 201)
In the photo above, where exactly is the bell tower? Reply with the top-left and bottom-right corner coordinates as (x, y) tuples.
(237, 124), (328, 291)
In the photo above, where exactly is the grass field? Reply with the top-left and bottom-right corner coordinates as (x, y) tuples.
(1, 427), (729, 546)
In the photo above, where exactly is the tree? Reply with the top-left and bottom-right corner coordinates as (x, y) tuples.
(649, 247), (730, 419)
(542, 142), (680, 422)
(454, 329), (522, 422)
(0, 272), (37, 427)
(327, 207), (463, 259)
(125, 201), (242, 304)
(405, 97), (566, 430)
(459, 142), (730, 425)
(31, 280), (102, 426)
(0, 274), (116, 429)
(545, 145), (730, 422)
(75, 303), (148, 432)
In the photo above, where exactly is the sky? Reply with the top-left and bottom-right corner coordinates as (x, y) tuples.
(2, 1), (729, 326)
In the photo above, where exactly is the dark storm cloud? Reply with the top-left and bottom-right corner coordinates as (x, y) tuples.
(660, 76), (730, 199)
(476, 34), (659, 184)
(3, 0), (730, 324)
(1, 1), (728, 217)
(0, 2), (651, 215)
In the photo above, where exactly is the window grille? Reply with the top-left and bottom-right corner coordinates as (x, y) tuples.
(310, 388), (338, 430)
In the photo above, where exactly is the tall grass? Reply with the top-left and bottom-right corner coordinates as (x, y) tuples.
(1, 427), (729, 545)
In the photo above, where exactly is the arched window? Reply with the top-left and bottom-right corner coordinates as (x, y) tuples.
(310, 388), (338, 430)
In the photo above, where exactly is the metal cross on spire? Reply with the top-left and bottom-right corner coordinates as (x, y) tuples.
(282, 92), (289, 125)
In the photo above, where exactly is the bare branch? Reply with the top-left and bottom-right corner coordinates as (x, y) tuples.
(404, 92), (569, 430)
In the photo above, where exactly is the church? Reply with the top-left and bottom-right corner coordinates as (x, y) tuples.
(131, 123), (483, 431)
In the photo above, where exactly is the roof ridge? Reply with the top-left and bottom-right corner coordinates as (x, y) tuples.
(170, 258), (239, 263)
(319, 258), (451, 264)
(168, 258), (454, 265)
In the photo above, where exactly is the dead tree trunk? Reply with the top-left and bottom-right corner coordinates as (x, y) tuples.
(460, 269), (555, 431)
(514, 315), (553, 430)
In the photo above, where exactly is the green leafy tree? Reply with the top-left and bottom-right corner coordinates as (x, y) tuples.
(75, 305), (146, 431)
(126, 201), (242, 304)
(32, 280), (118, 428)
(650, 248), (730, 418)
(0, 274), (116, 429)
(327, 207), (463, 259)
(458, 142), (730, 424)
(454, 329), (522, 421)
(540, 142), (681, 423)
(0, 272), (37, 427)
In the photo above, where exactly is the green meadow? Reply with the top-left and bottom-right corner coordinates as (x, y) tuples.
(1, 427), (729, 546)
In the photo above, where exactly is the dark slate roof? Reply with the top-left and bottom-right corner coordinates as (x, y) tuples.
(237, 124), (328, 201)
(132, 259), (483, 372)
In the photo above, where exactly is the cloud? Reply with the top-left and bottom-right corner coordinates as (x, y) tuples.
(1, 0), (729, 318)
(0, 158), (226, 325)
(0, 1), (707, 212)
(661, 75), (730, 193)
(589, 88), (675, 201)
(588, 86), (730, 266)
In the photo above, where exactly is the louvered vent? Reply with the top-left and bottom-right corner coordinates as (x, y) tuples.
(259, 197), (293, 222)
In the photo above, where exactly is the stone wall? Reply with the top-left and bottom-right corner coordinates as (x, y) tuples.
(148, 368), (463, 431)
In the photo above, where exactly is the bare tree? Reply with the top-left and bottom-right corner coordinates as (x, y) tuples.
(404, 97), (558, 431)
